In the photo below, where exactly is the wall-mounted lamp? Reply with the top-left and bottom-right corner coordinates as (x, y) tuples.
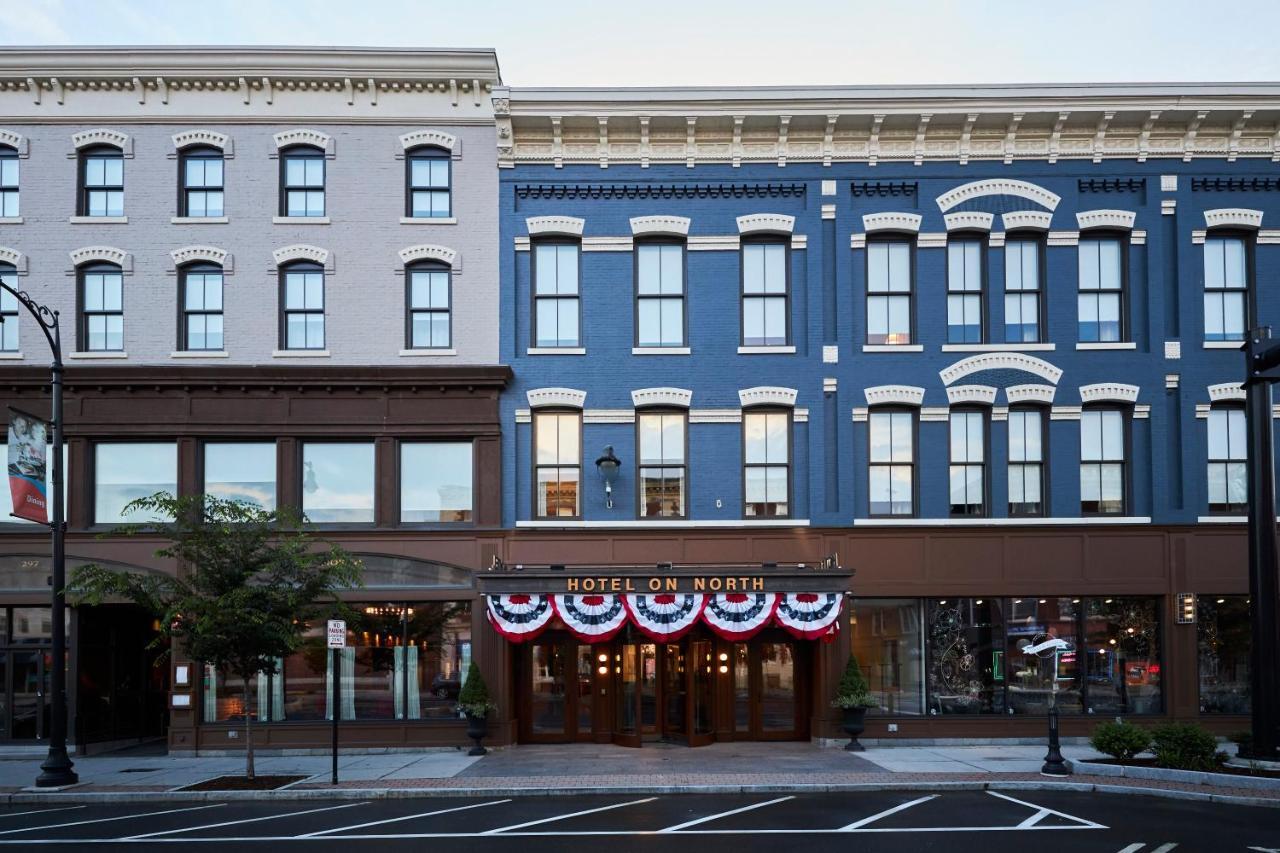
(595, 445), (621, 508)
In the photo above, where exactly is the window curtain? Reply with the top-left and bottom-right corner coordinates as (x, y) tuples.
(324, 648), (357, 721)
(256, 658), (285, 722)
(202, 664), (217, 723)
(407, 645), (421, 720)
(393, 646), (423, 720)
(393, 646), (405, 720)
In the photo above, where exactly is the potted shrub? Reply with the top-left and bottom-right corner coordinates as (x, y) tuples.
(831, 655), (876, 751)
(457, 661), (497, 756)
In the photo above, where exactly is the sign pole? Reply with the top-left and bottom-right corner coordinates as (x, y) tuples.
(327, 618), (345, 786)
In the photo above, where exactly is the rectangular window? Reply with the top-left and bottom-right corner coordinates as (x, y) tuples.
(1008, 408), (1045, 516)
(1004, 237), (1042, 343)
(1004, 597), (1083, 714)
(1084, 597), (1162, 714)
(533, 243), (580, 348)
(0, 149), (17, 217)
(301, 442), (374, 523)
(744, 410), (789, 517)
(0, 266), (17, 351)
(534, 411), (580, 517)
(926, 598), (1006, 714)
(866, 239), (912, 345)
(946, 239), (984, 344)
(407, 150), (450, 218)
(848, 598), (923, 715)
(1207, 406), (1247, 514)
(869, 409), (914, 516)
(203, 442), (276, 510)
(93, 442), (177, 523)
(1204, 235), (1248, 342)
(1078, 236), (1124, 342)
(407, 264), (450, 349)
(1197, 594), (1250, 714)
(281, 265), (324, 350)
(948, 410), (985, 516)
(1080, 408), (1126, 514)
(80, 149), (123, 217)
(638, 411), (686, 517)
(400, 442), (473, 523)
(741, 241), (788, 346)
(281, 149), (325, 217)
(181, 265), (224, 351)
(181, 149), (224, 217)
(79, 265), (124, 352)
(636, 242), (685, 348)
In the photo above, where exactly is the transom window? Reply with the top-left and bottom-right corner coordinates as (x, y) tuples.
(534, 411), (581, 518)
(406, 262), (451, 349)
(78, 263), (123, 352)
(533, 242), (580, 348)
(180, 146), (224, 217)
(869, 409), (914, 516)
(180, 264), (224, 351)
(1078, 236), (1125, 343)
(79, 146), (123, 217)
(866, 239), (912, 345)
(281, 146), (325, 217)
(637, 410), (686, 518)
(949, 410), (986, 516)
(1008, 408), (1046, 516)
(280, 262), (324, 350)
(743, 410), (789, 517)
(0, 264), (17, 352)
(636, 242), (685, 348)
(1080, 408), (1126, 515)
(1004, 237), (1043, 343)
(741, 240), (788, 346)
(0, 146), (17, 217)
(406, 147), (450, 218)
(1204, 235), (1249, 342)
(946, 238), (984, 344)
(1207, 406), (1247, 514)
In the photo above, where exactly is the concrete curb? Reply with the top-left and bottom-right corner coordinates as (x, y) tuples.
(1070, 759), (1280, 791)
(3, 779), (1277, 809)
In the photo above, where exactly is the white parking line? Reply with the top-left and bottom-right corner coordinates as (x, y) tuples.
(297, 799), (512, 837)
(480, 797), (658, 834)
(986, 790), (1108, 830)
(1151, 845), (1178, 853)
(658, 796), (794, 832)
(838, 795), (937, 831)
(0, 807), (85, 820)
(122, 801), (368, 839)
(0, 804), (224, 836)
(1117, 846), (1146, 853)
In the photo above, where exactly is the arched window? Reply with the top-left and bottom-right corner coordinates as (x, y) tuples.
(0, 262), (16, 352)
(405, 260), (451, 349)
(405, 146), (450, 219)
(278, 261), (324, 350)
(279, 145), (325, 217)
(77, 262), (124, 352)
(78, 144), (123, 217)
(179, 262), (224, 351)
(179, 145), (224, 218)
(0, 145), (17, 217)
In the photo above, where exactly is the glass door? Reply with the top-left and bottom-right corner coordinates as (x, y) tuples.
(688, 638), (714, 747)
(662, 643), (686, 742)
(758, 641), (797, 739)
(639, 643), (658, 739)
(10, 650), (46, 740)
(731, 636), (807, 741)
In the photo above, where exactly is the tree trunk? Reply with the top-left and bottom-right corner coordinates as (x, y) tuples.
(243, 674), (255, 780)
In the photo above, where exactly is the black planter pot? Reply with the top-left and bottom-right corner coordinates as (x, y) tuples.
(465, 712), (489, 756)
(841, 706), (867, 752)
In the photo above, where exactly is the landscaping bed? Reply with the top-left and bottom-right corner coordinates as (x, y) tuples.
(177, 775), (307, 791)
(1081, 757), (1280, 780)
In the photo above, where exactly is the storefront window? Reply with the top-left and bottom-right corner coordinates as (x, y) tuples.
(400, 442), (473, 523)
(1005, 597), (1082, 714)
(203, 442), (277, 510)
(1084, 597), (1162, 715)
(849, 598), (923, 715)
(926, 598), (1005, 714)
(301, 442), (374, 522)
(93, 442), (177, 523)
(1198, 595), (1250, 714)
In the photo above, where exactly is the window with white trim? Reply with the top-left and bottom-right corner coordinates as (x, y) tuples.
(947, 238), (984, 344)
(78, 263), (123, 352)
(1204, 235), (1249, 342)
(743, 409), (789, 517)
(280, 262), (324, 350)
(1008, 407), (1045, 516)
(1004, 236), (1043, 343)
(534, 410), (580, 518)
(949, 409), (986, 516)
(636, 241), (685, 348)
(867, 239), (912, 345)
(0, 145), (17, 217)
(869, 408), (914, 516)
(79, 145), (123, 217)
(533, 242), (580, 348)
(406, 261), (451, 349)
(180, 146), (224, 217)
(741, 239), (788, 346)
(637, 410), (686, 518)
(1078, 236), (1125, 343)
(0, 264), (17, 351)
(1080, 407), (1126, 515)
(280, 146), (325, 217)
(1207, 405), (1246, 514)
(180, 263), (224, 351)
(406, 147), (451, 219)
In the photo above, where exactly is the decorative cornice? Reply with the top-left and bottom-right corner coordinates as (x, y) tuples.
(527, 215), (585, 237)
(943, 212), (994, 232)
(1002, 210), (1053, 231)
(864, 385), (925, 407)
(527, 387), (586, 409)
(398, 244), (457, 266)
(272, 244), (329, 267)
(273, 128), (332, 151)
(69, 245), (129, 269)
(736, 214), (794, 235)
(940, 352), (1063, 386)
(631, 387), (692, 408)
(71, 127), (129, 151)
(936, 179), (1060, 212)
(862, 212), (921, 233)
(1076, 209), (1136, 230)
(1208, 382), (1246, 403)
(1079, 383), (1140, 404)
(399, 129), (457, 151)
(172, 129), (229, 151)
(946, 384), (997, 405)
(630, 215), (691, 237)
(1204, 207), (1263, 229)
(170, 245), (228, 267)
(1005, 384), (1057, 404)
(739, 386), (798, 408)
(515, 183), (804, 200)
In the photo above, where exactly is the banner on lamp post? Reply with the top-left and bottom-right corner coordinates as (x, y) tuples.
(7, 409), (48, 525)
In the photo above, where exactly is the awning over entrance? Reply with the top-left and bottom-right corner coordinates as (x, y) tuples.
(476, 556), (854, 644)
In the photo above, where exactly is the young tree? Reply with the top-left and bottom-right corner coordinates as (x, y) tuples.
(69, 493), (363, 779)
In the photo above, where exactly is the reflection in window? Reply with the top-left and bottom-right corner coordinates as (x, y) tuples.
(301, 443), (374, 522)
(406, 148), (450, 218)
(1207, 406), (1247, 514)
(1084, 597), (1162, 715)
(1004, 237), (1042, 343)
(869, 409), (914, 516)
(636, 242), (685, 348)
(534, 411), (580, 517)
(1204, 235), (1248, 342)
(744, 410), (789, 517)
(203, 442), (276, 510)
(1197, 595), (1250, 714)
(79, 264), (124, 352)
(401, 442), (473, 523)
(181, 264), (224, 351)
(80, 146), (123, 216)
(638, 410), (685, 517)
(1078, 236), (1124, 342)
(948, 410), (985, 516)
(1008, 408), (1045, 516)
(926, 598), (1006, 714)
(281, 146), (325, 217)
(181, 146), (224, 217)
(1080, 408), (1126, 514)
(407, 263), (450, 349)
(533, 243), (580, 348)
(93, 442), (177, 523)
(1005, 597), (1081, 715)
(741, 241), (788, 346)
(281, 262), (325, 350)
(867, 240), (912, 345)
(849, 598), (923, 715)
(946, 238), (983, 344)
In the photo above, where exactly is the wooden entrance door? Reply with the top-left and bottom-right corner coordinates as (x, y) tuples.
(520, 635), (595, 743)
(731, 633), (809, 741)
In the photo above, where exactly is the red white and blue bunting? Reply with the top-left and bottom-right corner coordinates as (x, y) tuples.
(624, 593), (705, 642)
(486, 594), (554, 641)
(702, 592), (778, 641)
(774, 592), (844, 640)
(553, 594), (629, 642)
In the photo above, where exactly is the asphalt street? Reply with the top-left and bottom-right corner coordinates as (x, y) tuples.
(0, 790), (1271, 851)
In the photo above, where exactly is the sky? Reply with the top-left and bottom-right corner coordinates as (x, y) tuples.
(3, 0), (1280, 87)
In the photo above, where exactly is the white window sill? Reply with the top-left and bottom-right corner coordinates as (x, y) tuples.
(1197, 515), (1247, 523)
(0, 217), (22, 225)
(1203, 340), (1245, 349)
(0, 352), (22, 360)
(171, 216), (229, 224)
(1076, 342), (1137, 350)
(399, 216), (457, 225)
(516, 519), (811, 529)
(942, 343), (1056, 352)
(863, 344), (924, 353)
(632, 347), (691, 355)
(69, 216), (127, 224)
(272, 216), (330, 225)
(272, 349), (330, 358)
(527, 347), (586, 355)
(737, 345), (796, 354)
(399, 348), (457, 357)
(69, 351), (127, 359)
(853, 516), (1152, 527)
(170, 350), (229, 358)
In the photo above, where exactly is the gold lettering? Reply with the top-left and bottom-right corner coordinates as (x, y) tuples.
(665, 577), (677, 592)
(709, 577), (722, 591)
(649, 577), (662, 591)
(752, 577), (764, 591)
(625, 578), (635, 592)
(582, 578), (596, 592)
(610, 578), (621, 592)
(598, 577), (607, 591)
(567, 577), (579, 592)
(725, 577), (737, 591)
(694, 578), (706, 591)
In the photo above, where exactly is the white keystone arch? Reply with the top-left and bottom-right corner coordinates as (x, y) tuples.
(71, 128), (130, 153)
(1208, 382), (1246, 403)
(1002, 211), (1053, 231)
(630, 216), (691, 237)
(0, 129), (27, 155)
(273, 128), (332, 152)
(946, 385), (997, 405)
(398, 244), (457, 267)
(864, 385), (925, 407)
(1076, 209), (1136, 230)
(170, 245), (229, 267)
(862, 212), (921, 233)
(940, 352), (1063, 386)
(936, 179), (1061, 213)
(631, 387), (692, 408)
(399, 129), (457, 151)
(527, 388), (586, 409)
(527, 216), (585, 237)
(69, 246), (130, 270)
(1005, 384), (1057, 405)
(0, 246), (25, 272)
(737, 214), (795, 235)
(943, 212), (994, 232)
(1204, 208), (1263, 229)
(172, 129), (230, 152)
(1079, 383), (1140, 404)
(739, 386), (798, 408)
(272, 244), (330, 268)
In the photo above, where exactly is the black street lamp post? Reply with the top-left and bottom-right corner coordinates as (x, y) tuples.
(0, 281), (77, 787)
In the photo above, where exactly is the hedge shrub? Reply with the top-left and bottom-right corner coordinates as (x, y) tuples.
(1150, 722), (1223, 771)
(1089, 720), (1151, 762)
